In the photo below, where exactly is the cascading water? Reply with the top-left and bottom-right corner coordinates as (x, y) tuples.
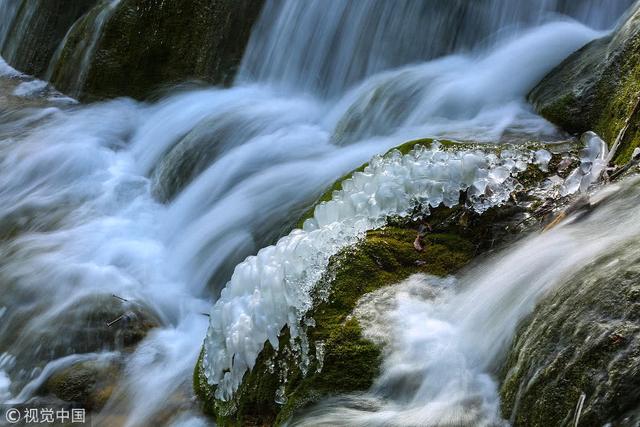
(0, 0), (20, 48)
(45, 0), (122, 98)
(239, 0), (633, 97)
(0, 1), (635, 426)
(0, 0), (36, 63)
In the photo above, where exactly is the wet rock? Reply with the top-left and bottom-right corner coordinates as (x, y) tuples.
(0, 0), (98, 77)
(0, 293), (160, 386)
(193, 139), (572, 426)
(195, 224), (477, 426)
(49, 0), (265, 100)
(500, 244), (640, 426)
(529, 3), (640, 164)
(41, 358), (121, 411)
(151, 114), (264, 202)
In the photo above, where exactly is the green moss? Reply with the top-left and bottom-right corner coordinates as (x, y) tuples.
(594, 57), (640, 164)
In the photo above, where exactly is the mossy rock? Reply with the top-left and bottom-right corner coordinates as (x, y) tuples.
(500, 247), (640, 426)
(194, 139), (571, 425)
(0, 0), (98, 77)
(194, 223), (475, 425)
(49, 0), (264, 101)
(194, 204), (542, 425)
(529, 3), (640, 164)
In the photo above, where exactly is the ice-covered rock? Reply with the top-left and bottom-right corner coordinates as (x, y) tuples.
(201, 142), (546, 401)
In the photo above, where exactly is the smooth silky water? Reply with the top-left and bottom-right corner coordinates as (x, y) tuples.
(0, 1), (635, 426)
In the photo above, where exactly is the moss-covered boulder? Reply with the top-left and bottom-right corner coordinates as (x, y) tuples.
(500, 244), (640, 426)
(529, 2), (640, 164)
(0, 0), (98, 77)
(49, 0), (264, 100)
(194, 139), (572, 425)
(194, 219), (500, 426)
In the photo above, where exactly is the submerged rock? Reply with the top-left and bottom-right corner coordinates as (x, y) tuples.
(529, 2), (640, 164)
(41, 358), (121, 411)
(500, 240), (640, 426)
(0, 293), (159, 389)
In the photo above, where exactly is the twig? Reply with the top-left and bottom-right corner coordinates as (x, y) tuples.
(106, 314), (125, 327)
(610, 149), (640, 181)
(111, 294), (128, 302)
(607, 92), (640, 164)
(573, 392), (586, 427)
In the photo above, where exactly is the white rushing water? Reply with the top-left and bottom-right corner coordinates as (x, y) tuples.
(0, 0), (20, 48)
(290, 176), (640, 427)
(239, 0), (633, 97)
(0, 1), (634, 426)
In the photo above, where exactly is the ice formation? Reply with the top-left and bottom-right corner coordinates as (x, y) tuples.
(202, 142), (547, 400)
(561, 131), (608, 195)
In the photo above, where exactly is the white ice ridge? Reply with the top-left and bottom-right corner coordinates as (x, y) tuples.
(202, 141), (547, 400)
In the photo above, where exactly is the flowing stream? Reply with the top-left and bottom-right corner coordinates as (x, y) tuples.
(0, 1), (635, 426)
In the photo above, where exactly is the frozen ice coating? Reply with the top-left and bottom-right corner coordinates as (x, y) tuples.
(202, 142), (545, 400)
(562, 131), (608, 196)
(534, 149), (552, 172)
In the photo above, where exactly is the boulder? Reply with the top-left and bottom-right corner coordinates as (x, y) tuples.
(0, 0), (98, 77)
(48, 0), (264, 100)
(41, 358), (121, 411)
(500, 238), (640, 426)
(193, 138), (574, 425)
(529, 3), (640, 164)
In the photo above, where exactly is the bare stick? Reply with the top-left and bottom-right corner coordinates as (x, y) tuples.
(573, 392), (586, 427)
(106, 314), (125, 327)
(608, 92), (640, 164)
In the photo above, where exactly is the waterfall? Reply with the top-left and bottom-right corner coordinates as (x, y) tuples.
(0, 0), (20, 48)
(45, 0), (122, 98)
(239, 0), (634, 97)
(0, 0), (36, 64)
(0, 0), (635, 426)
